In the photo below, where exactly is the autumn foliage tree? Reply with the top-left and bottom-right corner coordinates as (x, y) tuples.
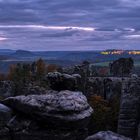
(7, 63), (32, 95)
(110, 57), (134, 76)
(98, 67), (109, 77)
(88, 95), (120, 134)
(8, 64), (16, 80)
(88, 95), (110, 133)
(47, 64), (58, 73)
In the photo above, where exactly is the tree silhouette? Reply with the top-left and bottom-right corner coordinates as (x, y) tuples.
(110, 58), (134, 77)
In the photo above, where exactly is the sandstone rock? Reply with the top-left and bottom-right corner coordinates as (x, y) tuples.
(0, 104), (12, 128)
(85, 131), (132, 140)
(13, 128), (88, 140)
(6, 114), (88, 140)
(118, 78), (140, 139)
(138, 123), (140, 140)
(0, 81), (13, 98)
(131, 74), (138, 79)
(7, 115), (36, 132)
(0, 127), (11, 140)
(87, 77), (122, 100)
(0, 104), (12, 140)
(3, 90), (93, 129)
(47, 72), (81, 91)
(26, 85), (47, 95)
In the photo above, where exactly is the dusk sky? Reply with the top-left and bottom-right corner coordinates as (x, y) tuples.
(0, 0), (140, 51)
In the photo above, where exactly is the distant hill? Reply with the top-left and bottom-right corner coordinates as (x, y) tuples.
(12, 50), (34, 57)
(0, 49), (14, 52)
(0, 49), (15, 55)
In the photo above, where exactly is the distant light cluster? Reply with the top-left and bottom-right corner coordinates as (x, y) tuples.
(101, 50), (140, 55)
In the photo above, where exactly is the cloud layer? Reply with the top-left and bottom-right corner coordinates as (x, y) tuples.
(0, 0), (140, 50)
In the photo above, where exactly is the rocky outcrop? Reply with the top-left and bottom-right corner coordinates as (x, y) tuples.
(118, 78), (140, 139)
(47, 72), (81, 91)
(6, 115), (88, 140)
(0, 104), (12, 128)
(8, 115), (88, 140)
(0, 104), (12, 140)
(0, 90), (93, 140)
(12, 129), (88, 140)
(0, 127), (11, 140)
(85, 131), (132, 140)
(0, 81), (13, 99)
(3, 90), (93, 128)
(87, 77), (123, 100)
(24, 84), (47, 95)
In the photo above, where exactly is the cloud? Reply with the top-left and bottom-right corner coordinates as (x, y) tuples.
(0, 0), (140, 28)
(118, 0), (140, 7)
(0, 37), (7, 41)
(123, 34), (140, 39)
(0, 0), (140, 50)
(0, 25), (95, 31)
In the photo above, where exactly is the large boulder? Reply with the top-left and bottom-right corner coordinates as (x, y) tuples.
(85, 131), (132, 140)
(2, 90), (93, 129)
(47, 72), (81, 91)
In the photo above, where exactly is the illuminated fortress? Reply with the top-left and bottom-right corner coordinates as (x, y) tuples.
(101, 50), (140, 55)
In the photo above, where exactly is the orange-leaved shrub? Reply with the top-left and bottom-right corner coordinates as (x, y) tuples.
(88, 95), (120, 134)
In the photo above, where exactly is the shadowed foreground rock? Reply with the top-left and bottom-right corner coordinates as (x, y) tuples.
(0, 104), (12, 128)
(0, 104), (12, 140)
(85, 131), (132, 140)
(0, 81), (13, 98)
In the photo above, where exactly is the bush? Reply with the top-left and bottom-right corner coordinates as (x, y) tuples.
(88, 95), (110, 134)
(88, 95), (120, 134)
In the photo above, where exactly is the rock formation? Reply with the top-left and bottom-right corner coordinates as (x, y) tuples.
(87, 77), (123, 100)
(0, 103), (13, 140)
(118, 78), (140, 139)
(0, 71), (139, 140)
(0, 104), (12, 128)
(0, 90), (93, 140)
(47, 72), (81, 91)
(85, 131), (132, 140)
(0, 81), (13, 99)
(3, 90), (93, 129)
(138, 124), (140, 140)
